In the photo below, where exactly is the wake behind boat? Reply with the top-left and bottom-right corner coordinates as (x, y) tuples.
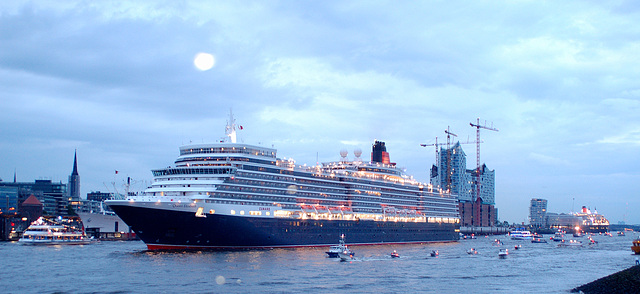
(339, 249), (356, 262)
(19, 217), (94, 245)
(106, 111), (460, 250)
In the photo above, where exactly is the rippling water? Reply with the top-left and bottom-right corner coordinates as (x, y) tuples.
(2, 232), (638, 293)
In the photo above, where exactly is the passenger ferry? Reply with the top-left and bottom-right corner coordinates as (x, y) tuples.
(509, 229), (533, 240)
(106, 111), (460, 250)
(19, 217), (93, 245)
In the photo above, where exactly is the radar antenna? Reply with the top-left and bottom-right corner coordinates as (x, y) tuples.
(225, 109), (237, 143)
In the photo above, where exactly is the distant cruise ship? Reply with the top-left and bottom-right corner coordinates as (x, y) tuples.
(106, 111), (460, 250)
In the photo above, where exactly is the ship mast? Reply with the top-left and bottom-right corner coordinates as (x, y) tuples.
(225, 109), (237, 143)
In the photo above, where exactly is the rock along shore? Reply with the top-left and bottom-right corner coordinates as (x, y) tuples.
(571, 265), (640, 294)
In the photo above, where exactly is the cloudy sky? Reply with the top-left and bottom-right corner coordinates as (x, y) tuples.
(2, 1), (639, 224)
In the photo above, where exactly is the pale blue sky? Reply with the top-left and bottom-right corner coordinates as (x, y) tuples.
(2, 1), (639, 224)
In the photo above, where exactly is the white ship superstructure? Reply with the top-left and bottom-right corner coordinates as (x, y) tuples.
(107, 111), (460, 250)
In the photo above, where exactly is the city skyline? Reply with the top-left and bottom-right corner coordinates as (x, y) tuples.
(2, 1), (639, 224)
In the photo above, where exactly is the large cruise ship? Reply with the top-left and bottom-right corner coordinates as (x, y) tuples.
(106, 112), (460, 250)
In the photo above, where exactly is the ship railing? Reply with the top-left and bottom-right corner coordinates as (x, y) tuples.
(273, 210), (431, 223)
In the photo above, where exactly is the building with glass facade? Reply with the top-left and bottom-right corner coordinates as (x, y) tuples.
(430, 141), (496, 226)
(529, 198), (547, 227)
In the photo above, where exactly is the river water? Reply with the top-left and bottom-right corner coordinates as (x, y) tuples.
(2, 232), (638, 293)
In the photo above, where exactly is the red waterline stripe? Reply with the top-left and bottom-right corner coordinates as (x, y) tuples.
(146, 240), (457, 251)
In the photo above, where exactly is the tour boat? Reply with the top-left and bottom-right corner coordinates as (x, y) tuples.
(19, 217), (94, 245)
(509, 229), (533, 240)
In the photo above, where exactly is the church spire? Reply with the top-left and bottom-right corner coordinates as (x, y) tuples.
(69, 150), (81, 201)
(72, 150), (79, 176)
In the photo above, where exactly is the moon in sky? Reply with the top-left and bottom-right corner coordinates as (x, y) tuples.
(193, 52), (215, 71)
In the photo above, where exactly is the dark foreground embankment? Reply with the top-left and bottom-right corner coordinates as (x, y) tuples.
(571, 265), (640, 294)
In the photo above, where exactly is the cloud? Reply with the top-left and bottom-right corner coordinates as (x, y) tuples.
(529, 152), (571, 166)
(2, 1), (640, 224)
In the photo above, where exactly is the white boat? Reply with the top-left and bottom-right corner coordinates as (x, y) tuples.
(552, 232), (564, 242)
(498, 248), (508, 258)
(19, 217), (94, 245)
(77, 203), (131, 237)
(509, 230), (533, 240)
(557, 240), (583, 247)
(466, 248), (477, 255)
(339, 249), (356, 261)
(531, 237), (547, 243)
(326, 235), (352, 258)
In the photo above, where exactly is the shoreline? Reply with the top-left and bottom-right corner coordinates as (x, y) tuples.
(571, 265), (640, 294)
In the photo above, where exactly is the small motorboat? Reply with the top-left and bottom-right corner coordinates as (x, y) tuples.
(430, 250), (439, 257)
(326, 235), (352, 258)
(531, 237), (547, 243)
(632, 238), (640, 255)
(552, 232), (564, 242)
(466, 248), (477, 255)
(390, 250), (400, 258)
(557, 240), (583, 247)
(618, 231), (625, 236)
(498, 248), (508, 258)
(514, 244), (522, 250)
(339, 250), (356, 262)
(492, 239), (503, 246)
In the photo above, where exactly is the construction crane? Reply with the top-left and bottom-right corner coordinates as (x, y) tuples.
(420, 137), (445, 172)
(469, 118), (498, 226)
(421, 127), (480, 194)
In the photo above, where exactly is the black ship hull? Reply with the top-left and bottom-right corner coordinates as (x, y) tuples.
(110, 204), (460, 250)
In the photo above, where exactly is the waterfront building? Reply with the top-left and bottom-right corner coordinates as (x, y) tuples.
(434, 142), (470, 199)
(430, 142), (497, 227)
(468, 164), (495, 205)
(0, 185), (19, 215)
(75, 191), (115, 214)
(87, 191), (114, 202)
(0, 179), (68, 216)
(529, 198), (547, 227)
(20, 195), (43, 224)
